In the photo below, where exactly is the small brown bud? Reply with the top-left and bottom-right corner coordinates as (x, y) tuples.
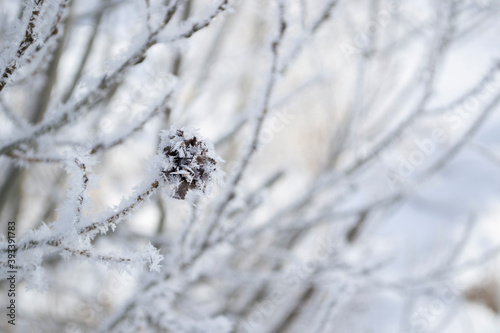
(159, 128), (222, 200)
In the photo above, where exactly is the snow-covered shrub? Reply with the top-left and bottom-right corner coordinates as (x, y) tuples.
(1, 0), (500, 332)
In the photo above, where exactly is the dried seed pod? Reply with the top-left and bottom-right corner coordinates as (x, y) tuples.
(159, 127), (222, 200)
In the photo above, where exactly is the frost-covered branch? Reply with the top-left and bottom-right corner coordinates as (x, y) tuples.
(0, 0), (46, 93)
(197, 1), (287, 253)
(0, 0), (228, 157)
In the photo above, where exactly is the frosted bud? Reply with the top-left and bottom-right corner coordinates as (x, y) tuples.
(159, 127), (223, 200)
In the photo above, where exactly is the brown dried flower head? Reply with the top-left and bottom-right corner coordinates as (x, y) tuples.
(159, 127), (222, 200)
